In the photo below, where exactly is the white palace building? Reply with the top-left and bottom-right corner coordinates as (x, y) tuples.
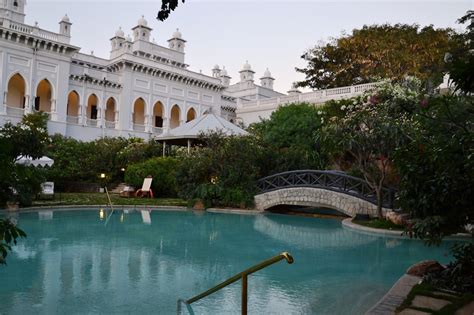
(0, 1), (379, 141)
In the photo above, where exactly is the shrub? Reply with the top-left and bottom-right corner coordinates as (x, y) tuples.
(125, 157), (180, 197)
(176, 132), (261, 208)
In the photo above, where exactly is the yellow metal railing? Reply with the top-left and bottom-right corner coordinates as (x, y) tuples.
(177, 252), (294, 315)
(104, 186), (115, 225)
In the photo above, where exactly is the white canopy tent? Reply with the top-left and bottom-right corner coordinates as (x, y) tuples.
(155, 113), (248, 154)
(16, 155), (54, 167)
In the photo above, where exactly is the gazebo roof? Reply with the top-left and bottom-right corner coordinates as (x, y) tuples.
(155, 113), (248, 144)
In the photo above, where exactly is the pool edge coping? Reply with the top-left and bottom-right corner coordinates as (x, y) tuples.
(365, 274), (422, 315)
(1, 205), (265, 216)
(342, 218), (471, 241)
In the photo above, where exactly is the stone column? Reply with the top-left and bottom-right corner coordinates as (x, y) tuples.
(162, 117), (170, 133)
(114, 110), (120, 129)
(20, 95), (31, 115)
(145, 114), (151, 132)
(50, 99), (58, 121)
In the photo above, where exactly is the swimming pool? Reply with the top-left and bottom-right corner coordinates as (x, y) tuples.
(0, 209), (454, 314)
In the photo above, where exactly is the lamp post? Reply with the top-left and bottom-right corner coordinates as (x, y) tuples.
(99, 173), (106, 193)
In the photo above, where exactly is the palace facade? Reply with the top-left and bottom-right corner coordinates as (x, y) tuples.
(0, 1), (284, 140)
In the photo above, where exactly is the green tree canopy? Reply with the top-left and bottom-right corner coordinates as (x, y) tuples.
(296, 24), (459, 90)
(249, 103), (327, 173)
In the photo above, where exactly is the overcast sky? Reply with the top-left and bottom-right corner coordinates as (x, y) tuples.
(26, 0), (471, 93)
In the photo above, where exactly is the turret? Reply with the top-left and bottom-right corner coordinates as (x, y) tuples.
(132, 15), (152, 42)
(220, 66), (231, 87)
(287, 83), (302, 96)
(168, 28), (186, 53)
(110, 27), (126, 58)
(0, 0), (26, 23)
(239, 61), (255, 82)
(58, 14), (72, 43)
(212, 65), (221, 78)
(260, 68), (275, 90)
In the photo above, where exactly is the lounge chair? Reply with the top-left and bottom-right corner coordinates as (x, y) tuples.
(39, 182), (55, 200)
(135, 176), (154, 198)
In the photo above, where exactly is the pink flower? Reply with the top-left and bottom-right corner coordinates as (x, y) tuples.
(369, 95), (379, 105)
(420, 99), (429, 108)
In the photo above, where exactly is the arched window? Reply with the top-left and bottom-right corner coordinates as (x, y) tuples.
(153, 101), (164, 128)
(105, 97), (116, 122)
(67, 91), (80, 117)
(13, 1), (18, 7)
(170, 105), (180, 129)
(186, 108), (196, 122)
(133, 98), (146, 125)
(87, 94), (98, 120)
(35, 79), (53, 112)
(6, 73), (26, 109)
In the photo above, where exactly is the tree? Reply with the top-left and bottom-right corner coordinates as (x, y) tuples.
(249, 103), (327, 174)
(0, 219), (26, 265)
(0, 112), (49, 264)
(394, 95), (474, 244)
(296, 24), (458, 90)
(445, 10), (474, 94)
(320, 80), (423, 218)
(157, 0), (185, 21)
(0, 112), (50, 206)
(176, 132), (262, 208)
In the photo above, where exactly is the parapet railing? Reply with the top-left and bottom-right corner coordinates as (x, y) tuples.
(257, 170), (396, 209)
(177, 252), (294, 315)
(240, 82), (379, 108)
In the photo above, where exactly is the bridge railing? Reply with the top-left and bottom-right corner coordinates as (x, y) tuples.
(256, 170), (396, 209)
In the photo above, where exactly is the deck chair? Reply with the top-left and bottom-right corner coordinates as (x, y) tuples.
(135, 176), (154, 198)
(39, 182), (55, 200)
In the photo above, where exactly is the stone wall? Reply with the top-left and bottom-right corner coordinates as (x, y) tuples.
(254, 187), (390, 218)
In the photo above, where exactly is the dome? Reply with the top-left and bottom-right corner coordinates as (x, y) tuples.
(221, 67), (228, 76)
(213, 64), (220, 70)
(263, 68), (272, 78)
(138, 15), (148, 27)
(61, 14), (70, 23)
(242, 60), (252, 71)
(115, 27), (125, 38)
(172, 28), (182, 39)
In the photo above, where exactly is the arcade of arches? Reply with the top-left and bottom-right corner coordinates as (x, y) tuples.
(4, 80), (198, 131)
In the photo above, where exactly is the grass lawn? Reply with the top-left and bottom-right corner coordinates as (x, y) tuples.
(352, 218), (405, 231)
(31, 192), (188, 208)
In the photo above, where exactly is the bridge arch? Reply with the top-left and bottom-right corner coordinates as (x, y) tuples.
(255, 170), (395, 218)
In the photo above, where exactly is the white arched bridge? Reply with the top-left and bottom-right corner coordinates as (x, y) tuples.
(254, 170), (396, 217)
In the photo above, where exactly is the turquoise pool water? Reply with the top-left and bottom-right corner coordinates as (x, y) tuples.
(0, 209), (454, 314)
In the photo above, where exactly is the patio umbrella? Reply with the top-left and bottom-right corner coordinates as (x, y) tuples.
(16, 156), (55, 167)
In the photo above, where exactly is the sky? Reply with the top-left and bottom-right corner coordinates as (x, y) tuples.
(25, 0), (471, 93)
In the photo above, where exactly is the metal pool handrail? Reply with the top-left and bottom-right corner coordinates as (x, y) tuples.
(177, 252), (294, 315)
(104, 186), (115, 226)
